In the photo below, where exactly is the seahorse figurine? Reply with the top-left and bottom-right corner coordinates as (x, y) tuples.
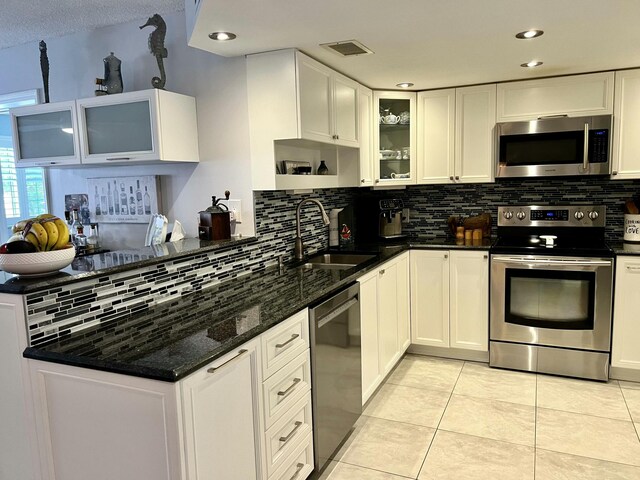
(139, 14), (168, 89)
(39, 40), (50, 103)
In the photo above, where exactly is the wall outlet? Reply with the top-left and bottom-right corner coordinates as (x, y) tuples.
(227, 199), (242, 223)
(402, 208), (410, 223)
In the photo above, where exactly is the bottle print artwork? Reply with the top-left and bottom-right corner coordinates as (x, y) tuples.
(113, 180), (119, 214)
(107, 182), (114, 215)
(120, 183), (128, 215)
(100, 187), (108, 215)
(144, 186), (151, 215)
(136, 180), (143, 215)
(94, 186), (101, 216)
(129, 186), (136, 215)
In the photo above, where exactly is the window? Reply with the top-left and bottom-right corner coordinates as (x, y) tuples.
(0, 90), (48, 243)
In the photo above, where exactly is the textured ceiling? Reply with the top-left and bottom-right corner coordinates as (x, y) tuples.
(0, 0), (184, 50)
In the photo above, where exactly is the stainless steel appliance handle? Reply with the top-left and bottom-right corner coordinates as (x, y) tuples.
(275, 334), (299, 349)
(277, 377), (301, 397)
(106, 157), (131, 161)
(279, 421), (303, 443)
(289, 463), (305, 480)
(316, 297), (358, 329)
(493, 257), (611, 267)
(537, 114), (569, 119)
(583, 122), (589, 172)
(206, 349), (248, 373)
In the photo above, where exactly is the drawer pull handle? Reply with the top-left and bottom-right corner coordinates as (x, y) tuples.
(277, 378), (301, 398)
(279, 421), (303, 444)
(206, 349), (248, 373)
(276, 333), (299, 349)
(290, 463), (305, 480)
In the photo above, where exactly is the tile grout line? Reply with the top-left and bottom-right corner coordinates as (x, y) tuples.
(619, 386), (640, 443)
(413, 360), (467, 479)
(534, 447), (640, 470)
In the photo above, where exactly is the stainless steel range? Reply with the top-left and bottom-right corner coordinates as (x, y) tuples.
(489, 205), (614, 381)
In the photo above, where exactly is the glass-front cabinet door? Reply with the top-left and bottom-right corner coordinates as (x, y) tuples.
(10, 101), (80, 167)
(373, 91), (416, 185)
(77, 90), (159, 164)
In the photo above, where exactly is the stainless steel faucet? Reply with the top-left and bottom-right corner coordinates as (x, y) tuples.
(294, 198), (330, 260)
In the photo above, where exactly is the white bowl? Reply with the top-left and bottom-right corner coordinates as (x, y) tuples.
(0, 246), (76, 276)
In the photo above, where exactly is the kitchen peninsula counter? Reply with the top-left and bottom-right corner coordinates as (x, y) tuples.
(22, 237), (492, 382)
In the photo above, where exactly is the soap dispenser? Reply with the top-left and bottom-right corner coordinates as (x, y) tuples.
(329, 208), (344, 247)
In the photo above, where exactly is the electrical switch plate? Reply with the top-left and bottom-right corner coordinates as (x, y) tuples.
(227, 199), (242, 223)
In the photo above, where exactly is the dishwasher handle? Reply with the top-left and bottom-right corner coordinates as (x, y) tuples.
(316, 297), (358, 329)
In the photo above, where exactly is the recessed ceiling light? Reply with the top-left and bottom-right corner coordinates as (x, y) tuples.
(516, 30), (544, 39)
(396, 82), (414, 88)
(521, 61), (543, 68)
(208, 32), (237, 41)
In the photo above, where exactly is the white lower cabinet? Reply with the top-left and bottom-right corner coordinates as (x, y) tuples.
(358, 252), (410, 404)
(410, 250), (489, 354)
(611, 256), (640, 373)
(28, 309), (314, 480)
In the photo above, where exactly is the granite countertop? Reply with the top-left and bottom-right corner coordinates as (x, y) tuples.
(22, 237), (492, 382)
(608, 241), (640, 255)
(0, 236), (258, 294)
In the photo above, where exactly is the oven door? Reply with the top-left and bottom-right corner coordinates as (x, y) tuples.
(490, 255), (613, 351)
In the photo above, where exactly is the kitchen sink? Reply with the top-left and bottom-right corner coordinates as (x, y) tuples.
(300, 253), (376, 270)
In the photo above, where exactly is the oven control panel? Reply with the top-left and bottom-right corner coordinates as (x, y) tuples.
(498, 205), (605, 227)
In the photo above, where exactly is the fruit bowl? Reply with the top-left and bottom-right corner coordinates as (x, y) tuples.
(0, 246), (75, 276)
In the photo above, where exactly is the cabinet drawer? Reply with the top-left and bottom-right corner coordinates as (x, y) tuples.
(262, 309), (309, 380)
(265, 393), (313, 477)
(270, 431), (314, 480)
(263, 350), (311, 428)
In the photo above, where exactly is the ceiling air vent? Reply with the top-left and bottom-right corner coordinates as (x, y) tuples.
(320, 40), (373, 57)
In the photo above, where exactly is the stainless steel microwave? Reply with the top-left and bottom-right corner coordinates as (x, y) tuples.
(496, 115), (612, 178)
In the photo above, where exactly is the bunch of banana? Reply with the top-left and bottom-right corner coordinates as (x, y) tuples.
(12, 214), (70, 252)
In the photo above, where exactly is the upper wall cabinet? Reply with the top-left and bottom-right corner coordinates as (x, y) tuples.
(77, 90), (199, 165)
(416, 89), (455, 184)
(496, 72), (614, 122)
(10, 101), (81, 167)
(373, 91), (417, 186)
(612, 69), (640, 180)
(247, 49), (360, 190)
(10, 90), (199, 167)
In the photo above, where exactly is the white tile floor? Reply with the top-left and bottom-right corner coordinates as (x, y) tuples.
(318, 354), (640, 480)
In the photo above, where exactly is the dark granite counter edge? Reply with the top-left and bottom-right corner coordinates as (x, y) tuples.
(22, 240), (492, 382)
(1, 236), (259, 294)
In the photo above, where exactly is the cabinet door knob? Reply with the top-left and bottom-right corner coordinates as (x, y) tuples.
(483, 254), (488, 259)
(361, 179), (365, 183)
(375, 179), (380, 184)
(444, 254), (448, 259)
(455, 175), (460, 180)
(379, 269), (385, 275)
(449, 176), (454, 181)
(612, 171), (618, 175)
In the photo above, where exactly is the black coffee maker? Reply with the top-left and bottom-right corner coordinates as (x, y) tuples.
(355, 197), (406, 241)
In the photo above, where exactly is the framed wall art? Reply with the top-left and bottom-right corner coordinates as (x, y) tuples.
(86, 175), (161, 224)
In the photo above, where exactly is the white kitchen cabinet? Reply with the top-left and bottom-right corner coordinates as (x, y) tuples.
(612, 69), (640, 180)
(373, 91), (417, 186)
(611, 256), (640, 376)
(454, 84), (496, 184)
(247, 49), (360, 190)
(0, 294), (38, 480)
(10, 100), (81, 167)
(357, 252), (410, 404)
(410, 250), (489, 356)
(416, 89), (455, 184)
(358, 85), (375, 186)
(496, 72), (614, 122)
(181, 343), (262, 480)
(77, 89), (199, 165)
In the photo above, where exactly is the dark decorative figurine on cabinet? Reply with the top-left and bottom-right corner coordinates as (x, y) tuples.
(95, 52), (123, 96)
(140, 13), (168, 89)
(39, 40), (50, 103)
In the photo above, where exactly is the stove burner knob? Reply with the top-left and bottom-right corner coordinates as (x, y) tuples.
(588, 211), (599, 220)
(503, 211), (513, 220)
(574, 211), (584, 220)
(516, 211), (526, 220)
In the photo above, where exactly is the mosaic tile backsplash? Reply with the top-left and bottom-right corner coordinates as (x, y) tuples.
(25, 177), (640, 345)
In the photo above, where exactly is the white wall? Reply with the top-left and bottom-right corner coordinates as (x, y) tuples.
(0, 11), (255, 249)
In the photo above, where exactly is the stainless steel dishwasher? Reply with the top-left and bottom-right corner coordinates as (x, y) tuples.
(309, 282), (362, 474)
